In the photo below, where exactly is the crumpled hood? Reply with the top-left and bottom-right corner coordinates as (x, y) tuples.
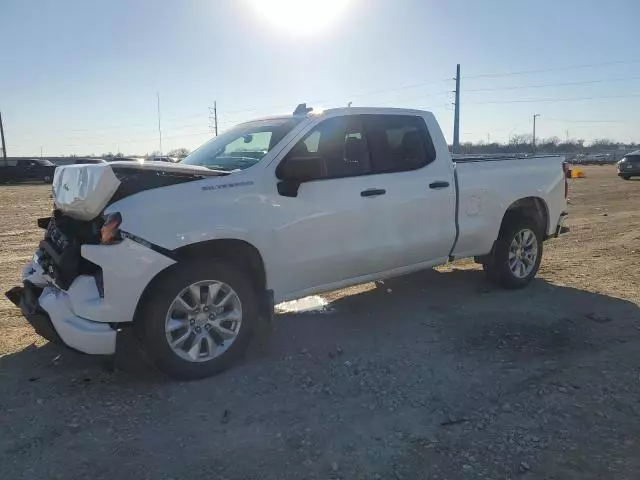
(53, 161), (225, 221)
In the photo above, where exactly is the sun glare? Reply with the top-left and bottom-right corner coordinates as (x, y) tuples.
(248, 0), (351, 34)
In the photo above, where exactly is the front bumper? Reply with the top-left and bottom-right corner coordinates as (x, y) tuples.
(5, 280), (116, 354)
(6, 283), (64, 346)
(5, 238), (175, 355)
(618, 168), (640, 176)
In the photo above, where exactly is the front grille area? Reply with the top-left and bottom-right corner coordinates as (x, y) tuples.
(37, 211), (102, 290)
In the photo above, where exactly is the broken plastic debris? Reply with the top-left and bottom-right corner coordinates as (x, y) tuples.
(275, 296), (333, 314)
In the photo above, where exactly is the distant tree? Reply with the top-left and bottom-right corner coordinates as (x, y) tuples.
(168, 148), (190, 158)
(591, 138), (615, 146)
(444, 138), (635, 156)
(150, 150), (162, 157)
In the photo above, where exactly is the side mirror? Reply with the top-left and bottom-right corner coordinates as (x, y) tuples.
(277, 156), (325, 182)
(276, 156), (326, 197)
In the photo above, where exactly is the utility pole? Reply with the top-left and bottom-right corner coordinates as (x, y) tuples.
(532, 114), (540, 152)
(157, 92), (162, 155)
(209, 102), (219, 136)
(453, 64), (461, 153)
(0, 110), (7, 163)
(214, 101), (218, 136)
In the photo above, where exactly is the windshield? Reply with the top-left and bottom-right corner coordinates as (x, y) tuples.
(181, 117), (302, 171)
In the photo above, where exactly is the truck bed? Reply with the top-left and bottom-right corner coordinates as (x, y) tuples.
(451, 154), (566, 259)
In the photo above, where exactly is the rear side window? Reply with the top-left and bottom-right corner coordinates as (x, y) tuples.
(363, 115), (436, 173)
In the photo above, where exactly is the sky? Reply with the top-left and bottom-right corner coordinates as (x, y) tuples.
(1, 0), (639, 157)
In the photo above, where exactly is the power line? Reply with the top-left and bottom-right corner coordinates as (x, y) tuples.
(465, 59), (640, 79)
(464, 75), (640, 93)
(10, 60), (640, 152)
(544, 117), (626, 124)
(12, 82), (453, 139)
(56, 129), (214, 148)
(205, 82), (452, 118)
(466, 92), (640, 105)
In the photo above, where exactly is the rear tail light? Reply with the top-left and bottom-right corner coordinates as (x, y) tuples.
(100, 212), (122, 244)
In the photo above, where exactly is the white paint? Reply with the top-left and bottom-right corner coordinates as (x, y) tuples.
(38, 286), (116, 355)
(80, 239), (175, 323)
(27, 107), (568, 356)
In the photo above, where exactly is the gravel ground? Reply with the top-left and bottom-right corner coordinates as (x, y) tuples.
(1, 165), (639, 479)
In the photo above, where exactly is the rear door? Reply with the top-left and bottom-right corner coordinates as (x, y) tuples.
(361, 114), (456, 270)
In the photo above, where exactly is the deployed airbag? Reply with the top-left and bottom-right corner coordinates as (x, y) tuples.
(53, 164), (121, 221)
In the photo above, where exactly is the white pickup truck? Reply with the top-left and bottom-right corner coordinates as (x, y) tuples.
(6, 106), (568, 379)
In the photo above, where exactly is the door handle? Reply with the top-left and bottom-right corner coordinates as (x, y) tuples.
(429, 181), (450, 189)
(360, 188), (386, 197)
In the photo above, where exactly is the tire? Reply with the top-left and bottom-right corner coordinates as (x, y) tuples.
(135, 259), (258, 380)
(482, 215), (543, 290)
(622, 176), (631, 180)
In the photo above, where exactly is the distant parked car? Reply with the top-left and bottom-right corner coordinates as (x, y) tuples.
(617, 150), (640, 180)
(0, 158), (56, 184)
(148, 156), (177, 163)
(106, 156), (144, 163)
(73, 158), (106, 165)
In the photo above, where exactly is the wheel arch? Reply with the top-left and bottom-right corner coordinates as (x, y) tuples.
(500, 196), (549, 238)
(133, 238), (268, 325)
(475, 196), (549, 265)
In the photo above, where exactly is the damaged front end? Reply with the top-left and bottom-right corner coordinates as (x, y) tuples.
(5, 161), (211, 354)
(6, 282), (64, 347)
(38, 161), (222, 288)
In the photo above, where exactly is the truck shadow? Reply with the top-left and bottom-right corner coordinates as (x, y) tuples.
(0, 268), (638, 387)
(1, 268), (639, 480)
(264, 268), (640, 361)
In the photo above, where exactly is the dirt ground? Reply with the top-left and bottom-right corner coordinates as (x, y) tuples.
(1, 165), (639, 480)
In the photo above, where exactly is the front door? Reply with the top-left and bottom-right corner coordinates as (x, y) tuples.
(268, 115), (391, 298)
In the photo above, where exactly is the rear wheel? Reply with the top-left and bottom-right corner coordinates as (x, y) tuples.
(136, 260), (258, 380)
(483, 215), (543, 289)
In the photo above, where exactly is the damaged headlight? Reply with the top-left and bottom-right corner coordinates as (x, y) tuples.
(100, 212), (122, 245)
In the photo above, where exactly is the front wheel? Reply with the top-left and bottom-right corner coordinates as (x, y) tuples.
(136, 260), (258, 380)
(622, 175), (631, 180)
(483, 216), (543, 289)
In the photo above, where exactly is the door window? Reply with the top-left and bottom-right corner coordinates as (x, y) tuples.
(363, 115), (436, 173)
(281, 116), (371, 180)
